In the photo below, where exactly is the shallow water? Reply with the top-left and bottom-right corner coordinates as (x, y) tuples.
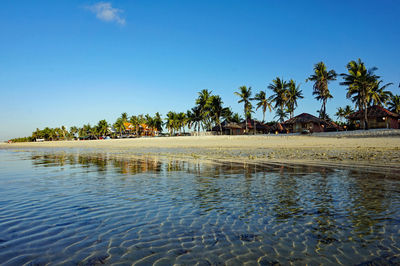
(0, 150), (399, 265)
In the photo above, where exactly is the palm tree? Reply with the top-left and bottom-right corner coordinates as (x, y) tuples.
(268, 77), (288, 109)
(340, 59), (379, 130)
(221, 107), (233, 122)
(368, 80), (393, 107)
(335, 105), (354, 122)
(121, 112), (128, 123)
(306, 62), (337, 120)
(187, 107), (202, 135)
(165, 111), (176, 136)
(207, 95), (224, 134)
(55, 127), (62, 140)
(176, 112), (187, 134)
(69, 126), (78, 140)
(230, 113), (242, 123)
(153, 112), (163, 133)
(234, 86), (252, 132)
(196, 89), (212, 131)
(97, 119), (109, 137)
(129, 115), (139, 137)
(388, 95), (400, 114)
(268, 77), (289, 120)
(253, 90), (272, 122)
(113, 118), (125, 137)
(286, 80), (303, 118)
(145, 114), (154, 136)
(274, 108), (288, 122)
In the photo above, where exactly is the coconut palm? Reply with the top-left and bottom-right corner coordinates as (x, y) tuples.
(231, 113), (242, 123)
(207, 95), (224, 134)
(221, 107), (234, 122)
(335, 105), (354, 122)
(367, 80), (393, 107)
(253, 90), (273, 122)
(165, 111), (176, 136)
(307, 62), (337, 120)
(187, 107), (202, 135)
(176, 112), (187, 134)
(153, 112), (163, 133)
(274, 108), (289, 123)
(340, 59), (379, 129)
(69, 126), (78, 139)
(113, 118), (125, 137)
(234, 86), (252, 132)
(121, 112), (128, 123)
(129, 115), (139, 137)
(97, 119), (109, 137)
(286, 80), (303, 118)
(388, 95), (400, 114)
(145, 114), (154, 136)
(196, 89), (212, 131)
(268, 78), (288, 109)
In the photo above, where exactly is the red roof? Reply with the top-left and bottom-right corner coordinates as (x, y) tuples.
(348, 105), (399, 120)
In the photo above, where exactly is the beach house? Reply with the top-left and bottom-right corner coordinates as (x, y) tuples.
(347, 105), (399, 129)
(283, 113), (341, 133)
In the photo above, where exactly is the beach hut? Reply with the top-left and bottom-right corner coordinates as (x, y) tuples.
(241, 119), (270, 134)
(211, 121), (245, 135)
(347, 105), (399, 129)
(283, 113), (341, 133)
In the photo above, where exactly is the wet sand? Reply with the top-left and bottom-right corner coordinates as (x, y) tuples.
(2, 133), (400, 173)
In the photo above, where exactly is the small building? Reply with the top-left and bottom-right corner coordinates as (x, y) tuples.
(211, 121), (245, 135)
(123, 122), (160, 136)
(241, 119), (271, 134)
(347, 105), (399, 129)
(283, 113), (341, 133)
(211, 119), (271, 135)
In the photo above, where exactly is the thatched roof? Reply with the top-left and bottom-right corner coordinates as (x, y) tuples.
(211, 119), (270, 132)
(268, 122), (284, 132)
(224, 123), (242, 129)
(241, 119), (270, 130)
(348, 105), (399, 120)
(283, 113), (325, 125)
(283, 113), (342, 131)
(211, 121), (243, 131)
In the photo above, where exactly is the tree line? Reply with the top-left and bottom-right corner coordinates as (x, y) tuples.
(8, 59), (400, 142)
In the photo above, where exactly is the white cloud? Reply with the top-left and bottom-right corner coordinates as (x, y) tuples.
(87, 2), (126, 25)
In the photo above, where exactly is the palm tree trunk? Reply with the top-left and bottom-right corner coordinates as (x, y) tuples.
(262, 111), (265, 123)
(219, 122), (222, 135)
(244, 106), (248, 132)
(364, 100), (368, 130)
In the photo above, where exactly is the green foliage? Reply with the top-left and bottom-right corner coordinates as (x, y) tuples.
(252, 90), (272, 122)
(307, 62), (337, 120)
(234, 86), (253, 131)
(388, 95), (400, 114)
(340, 59), (381, 129)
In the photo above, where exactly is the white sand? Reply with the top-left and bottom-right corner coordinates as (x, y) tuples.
(2, 132), (400, 172)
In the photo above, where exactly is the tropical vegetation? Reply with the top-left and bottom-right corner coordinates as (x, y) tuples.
(8, 58), (399, 142)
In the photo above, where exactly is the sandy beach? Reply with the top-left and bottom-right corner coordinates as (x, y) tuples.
(2, 130), (400, 173)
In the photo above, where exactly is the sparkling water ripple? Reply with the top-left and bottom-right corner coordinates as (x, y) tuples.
(0, 150), (399, 265)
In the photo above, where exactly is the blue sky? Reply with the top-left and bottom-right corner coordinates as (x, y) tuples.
(1, 0), (399, 140)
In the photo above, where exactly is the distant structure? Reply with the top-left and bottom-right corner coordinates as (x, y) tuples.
(347, 105), (399, 129)
(283, 113), (341, 133)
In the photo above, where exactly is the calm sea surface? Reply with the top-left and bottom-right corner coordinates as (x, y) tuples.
(0, 149), (399, 265)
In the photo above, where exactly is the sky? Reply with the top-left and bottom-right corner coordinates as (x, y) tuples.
(0, 0), (399, 140)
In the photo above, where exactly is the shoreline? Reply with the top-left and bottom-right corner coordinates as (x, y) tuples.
(2, 134), (400, 175)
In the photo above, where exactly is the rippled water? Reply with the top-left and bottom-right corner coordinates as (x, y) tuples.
(0, 150), (399, 265)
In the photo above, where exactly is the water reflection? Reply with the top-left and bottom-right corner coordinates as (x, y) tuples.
(0, 151), (398, 265)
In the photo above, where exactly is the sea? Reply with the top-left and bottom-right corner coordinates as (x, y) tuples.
(0, 149), (399, 265)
